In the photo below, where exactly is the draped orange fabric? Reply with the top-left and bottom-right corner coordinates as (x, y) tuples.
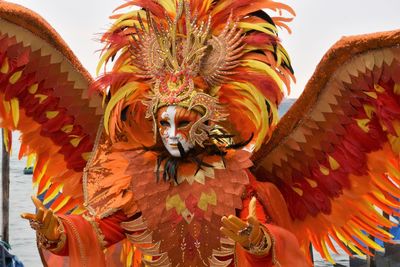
(42, 215), (107, 267)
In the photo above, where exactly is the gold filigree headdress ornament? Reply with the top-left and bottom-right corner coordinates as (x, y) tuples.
(94, 0), (295, 151)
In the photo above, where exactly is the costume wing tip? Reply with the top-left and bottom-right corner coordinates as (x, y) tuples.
(0, 1), (93, 83)
(0, 2), (105, 215)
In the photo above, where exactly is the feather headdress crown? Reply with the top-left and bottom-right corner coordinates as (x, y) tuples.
(97, 0), (295, 150)
(132, 1), (243, 145)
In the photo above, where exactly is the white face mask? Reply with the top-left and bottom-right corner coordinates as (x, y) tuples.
(157, 106), (197, 157)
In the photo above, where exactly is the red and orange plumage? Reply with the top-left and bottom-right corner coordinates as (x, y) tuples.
(0, 2), (103, 214)
(253, 30), (400, 261)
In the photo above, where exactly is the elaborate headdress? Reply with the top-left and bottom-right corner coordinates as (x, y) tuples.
(96, 0), (295, 151)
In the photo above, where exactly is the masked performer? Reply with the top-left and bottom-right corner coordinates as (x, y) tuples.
(1, 0), (400, 266)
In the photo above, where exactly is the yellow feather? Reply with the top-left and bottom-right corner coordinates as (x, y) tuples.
(321, 239), (335, 264)
(277, 45), (291, 61)
(360, 212), (394, 237)
(9, 71), (23, 84)
(356, 118), (370, 133)
(33, 160), (48, 187)
(61, 124), (74, 133)
(158, 0), (177, 15)
(370, 192), (398, 212)
(46, 111), (59, 119)
(267, 98), (279, 125)
(35, 94), (48, 104)
(104, 82), (140, 134)
(230, 81), (269, 150)
(349, 224), (384, 251)
(70, 136), (83, 148)
(26, 154), (36, 167)
(126, 247), (133, 267)
(3, 99), (10, 115)
(363, 104), (376, 118)
(1, 58), (9, 74)
(319, 165), (329, 176)
(335, 230), (364, 257)
(305, 178), (318, 188)
(231, 82), (267, 124)
(97, 48), (118, 76)
(110, 20), (141, 33)
(113, 10), (146, 28)
(364, 92), (378, 99)
(43, 184), (62, 205)
(328, 155), (340, 170)
(238, 22), (277, 35)
(71, 206), (86, 215)
(276, 50), (282, 67)
(52, 196), (71, 212)
(10, 98), (19, 127)
(28, 84), (39, 94)
(38, 179), (52, 195)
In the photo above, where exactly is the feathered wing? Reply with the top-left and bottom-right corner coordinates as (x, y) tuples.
(0, 2), (103, 214)
(251, 30), (400, 262)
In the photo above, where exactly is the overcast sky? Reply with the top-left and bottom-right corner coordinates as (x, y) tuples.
(5, 0), (400, 98)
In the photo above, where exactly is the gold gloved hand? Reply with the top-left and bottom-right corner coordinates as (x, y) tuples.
(220, 197), (271, 255)
(21, 196), (64, 249)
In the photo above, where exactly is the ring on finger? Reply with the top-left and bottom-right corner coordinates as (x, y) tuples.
(29, 219), (44, 231)
(238, 224), (253, 237)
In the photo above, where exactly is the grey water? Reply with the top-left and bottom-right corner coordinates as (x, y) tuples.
(0, 98), (351, 266)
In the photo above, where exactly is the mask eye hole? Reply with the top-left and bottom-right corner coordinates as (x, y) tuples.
(160, 120), (170, 127)
(177, 120), (190, 128)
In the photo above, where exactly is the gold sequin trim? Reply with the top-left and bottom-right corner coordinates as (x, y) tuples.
(61, 217), (88, 267)
(262, 225), (281, 267)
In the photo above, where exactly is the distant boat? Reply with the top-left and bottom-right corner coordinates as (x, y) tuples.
(23, 167), (33, 175)
(23, 154), (35, 175)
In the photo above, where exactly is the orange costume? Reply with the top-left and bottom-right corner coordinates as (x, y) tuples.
(45, 149), (309, 266)
(43, 152), (309, 266)
(0, 0), (400, 267)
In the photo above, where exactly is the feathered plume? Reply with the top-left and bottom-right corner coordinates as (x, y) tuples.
(95, 0), (295, 151)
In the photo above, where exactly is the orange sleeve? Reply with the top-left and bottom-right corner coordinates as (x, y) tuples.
(41, 214), (107, 267)
(96, 211), (129, 246)
(41, 212), (131, 267)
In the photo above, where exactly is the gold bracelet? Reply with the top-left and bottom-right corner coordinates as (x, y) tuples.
(247, 227), (272, 256)
(37, 231), (59, 250)
(37, 216), (67, 252)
